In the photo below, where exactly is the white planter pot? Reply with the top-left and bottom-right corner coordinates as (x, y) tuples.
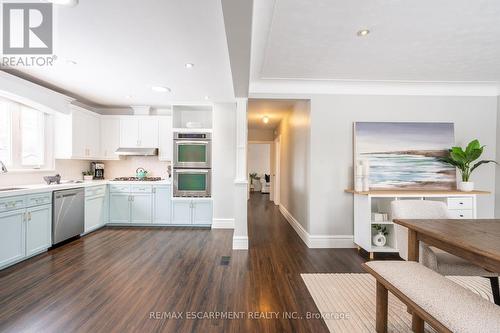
(458, 181), (474, 192)
(372, 232), (387, 247)
(83, 175), (93, 181)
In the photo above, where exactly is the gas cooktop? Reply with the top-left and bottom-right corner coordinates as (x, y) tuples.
(111, 177), (163, 181)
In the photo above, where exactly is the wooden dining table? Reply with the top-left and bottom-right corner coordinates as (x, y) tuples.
(393, 219), (500, 273)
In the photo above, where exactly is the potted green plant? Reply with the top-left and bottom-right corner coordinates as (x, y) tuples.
(372, 224), (389, 247)
(82, 171), (93, 181)
(440, 139), (497, 192)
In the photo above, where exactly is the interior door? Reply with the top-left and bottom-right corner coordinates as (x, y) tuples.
(26, 205), (51, 256)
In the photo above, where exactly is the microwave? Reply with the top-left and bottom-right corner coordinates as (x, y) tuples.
(173, 132), (211, 168)
(173, 169), (211, 197)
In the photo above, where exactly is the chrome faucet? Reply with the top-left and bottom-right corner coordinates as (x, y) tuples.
(0, 160), (7, 173)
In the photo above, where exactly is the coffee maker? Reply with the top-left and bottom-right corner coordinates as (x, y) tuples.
(91, 162), (105, 179)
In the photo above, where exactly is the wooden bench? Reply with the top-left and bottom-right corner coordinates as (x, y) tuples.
(363, 261), (500, 333)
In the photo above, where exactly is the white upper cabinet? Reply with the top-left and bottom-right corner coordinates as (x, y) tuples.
(119, 117), (140, 148)
(139, 118), (159, 148)
(100, 117), (120, 160)
(158, 116), (173, 161)
(55, 105), (101, 160)
(119, 116), (159, 148)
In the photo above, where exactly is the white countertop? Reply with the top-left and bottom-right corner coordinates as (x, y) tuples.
(0, 179), (172, 198)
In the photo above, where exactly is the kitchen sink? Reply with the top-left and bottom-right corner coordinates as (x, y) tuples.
(0, 187), (27, 191)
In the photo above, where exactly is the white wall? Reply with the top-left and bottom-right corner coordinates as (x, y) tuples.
(212, 103), (237, 223)
(248, 143), (270, 176)
(275, 100), (311, 231)
(248, 128), (274, 141)
(104, 157), (169, 179)
(310, 95), (498, 236)
(0, 159), (90, 186)
(496, 95), (500, 217)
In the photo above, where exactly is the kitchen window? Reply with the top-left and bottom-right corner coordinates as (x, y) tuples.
(0, 98), (53, 170)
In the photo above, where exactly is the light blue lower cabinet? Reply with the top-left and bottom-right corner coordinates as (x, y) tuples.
(0, 209), (26, 269)
(172, 200), (193, 225)
(109, 193), (131, 223)
(0, 192), (52, 270)
(192, 201), (213, 225)
(106, 185), (210, 226)
(130, 194), (152, 224)
(153, 186), (172, 224)
(172, 199), (212, 225)
(26, 204), (52, 256)
(85, 195), (106, 232)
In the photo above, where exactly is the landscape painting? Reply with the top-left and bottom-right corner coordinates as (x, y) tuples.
(354, 122), (456, 190)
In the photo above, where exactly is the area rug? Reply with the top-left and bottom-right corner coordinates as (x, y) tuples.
(301, 273), (494, 333)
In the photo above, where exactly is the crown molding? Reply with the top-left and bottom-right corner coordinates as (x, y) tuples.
(250, 79), (500, 97)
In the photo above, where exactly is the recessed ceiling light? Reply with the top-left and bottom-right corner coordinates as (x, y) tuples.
(262, 116), (269, 124)
(357, 29), (370, 37)
(204, 96), (210, 100)
(185, 63), (194, 69)
(152, 86), (171, 93)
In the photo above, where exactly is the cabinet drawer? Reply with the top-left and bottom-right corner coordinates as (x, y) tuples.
(25, 193), (52, 207)
(130, 185), (152, 193)
(109, 185), (130, 193)
(448, 209), (473, 219)
(85, 185), (106, 197)
(0, 196), (25, 213)
(447, 197), (473, 210)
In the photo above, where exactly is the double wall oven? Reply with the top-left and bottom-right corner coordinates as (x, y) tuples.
(173, 132), (211, 197)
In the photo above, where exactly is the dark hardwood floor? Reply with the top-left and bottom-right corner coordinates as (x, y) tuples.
(0, 193), (367, 333)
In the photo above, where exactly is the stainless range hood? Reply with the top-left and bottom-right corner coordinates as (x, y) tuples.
(115, 148), (158, 156)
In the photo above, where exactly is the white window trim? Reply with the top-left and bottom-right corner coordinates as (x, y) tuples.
(0, 99), (54, 172)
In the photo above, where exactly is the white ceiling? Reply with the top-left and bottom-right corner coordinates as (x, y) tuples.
(9, 0), (235, 107)
(252, 0), (500, 84)
(247, 99), (296, 129)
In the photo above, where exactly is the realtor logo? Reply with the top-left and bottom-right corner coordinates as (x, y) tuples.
(2, 3), (53, 54)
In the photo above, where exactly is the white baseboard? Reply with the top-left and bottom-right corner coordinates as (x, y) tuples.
(279, 204), (355, 249)
(233, 236), (249, 250)
(212, 218), (235, 229)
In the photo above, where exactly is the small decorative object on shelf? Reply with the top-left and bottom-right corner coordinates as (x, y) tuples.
(372, 224), (389, 247)
(82, 171), (93, 181)
(440, 139), (497, 192)
(372, 212), (388, 222)
(355, 161), (363, 191)
(361, 160), (370, 191)
(354, 159), (370, 191)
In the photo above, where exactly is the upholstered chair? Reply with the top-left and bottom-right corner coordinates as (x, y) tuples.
(391, 200), (500, 305)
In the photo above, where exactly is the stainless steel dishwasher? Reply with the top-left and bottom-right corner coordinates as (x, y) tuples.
(53, 187), (84, 245)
